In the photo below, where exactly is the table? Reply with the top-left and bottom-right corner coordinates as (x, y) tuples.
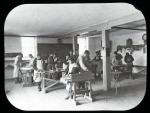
(66, 71), (95, 105)
(111, 65), (147, 95)
(20, 67), (34, 87)
(133, 65), (147, 75)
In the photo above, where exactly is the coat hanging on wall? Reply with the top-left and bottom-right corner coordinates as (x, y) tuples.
(126, 38), (133, 47)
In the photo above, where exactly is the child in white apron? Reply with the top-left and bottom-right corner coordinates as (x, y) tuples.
(13, 54), (23, 83)
(64, 57), (79, 100)
(33, 55), (44, 91)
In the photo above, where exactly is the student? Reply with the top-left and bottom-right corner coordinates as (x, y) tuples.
(77, 50), (94, 73)
(13, 53), (23, 83)
(28, 54), (36, 68)
(53, 53), (58, 64)
(124, 52), (134, 78)
(65, 54), (70, 62)
(93, 51), (103, 78)
(69, 51), (74, 59)
(33, 54), (44, 91)
(47, 53), (55, 70)
(93, 50), (101, 61)
(76, 50), (95, 89)
(112, 51), (123, 71)
(27, 54), (36, 83)
(64, 57), (79, 100)
(62, 61), (69, 77)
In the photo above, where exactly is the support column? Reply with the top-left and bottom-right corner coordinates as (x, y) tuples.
(101, 29), (111, 91)
(72, 35), (79, 55)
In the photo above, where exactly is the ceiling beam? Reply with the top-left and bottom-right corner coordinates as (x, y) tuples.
(111, 26), (146, 31)
(58, 12), (145, 39)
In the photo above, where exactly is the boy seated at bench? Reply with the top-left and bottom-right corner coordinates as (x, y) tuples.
(33, 54), (44, 91)
(64, 57), (80, 100)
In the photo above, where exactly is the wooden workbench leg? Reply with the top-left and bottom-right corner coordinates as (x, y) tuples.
(84, 82), (88, 97)
(22, 74), (25, 87)
(69, 83), (73, 99)
(88, 81), (93, 102)
(42, 76), (45, 93)
(115, 74), (118, 95)
(73, 83), (78, 105)
(73, 83), (76, 101)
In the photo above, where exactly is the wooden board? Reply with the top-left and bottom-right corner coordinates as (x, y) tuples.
(71, 71), (95, 82)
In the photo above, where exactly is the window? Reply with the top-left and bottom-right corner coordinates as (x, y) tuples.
(77, 37), (89, 55)
(21, 37), (37, 58)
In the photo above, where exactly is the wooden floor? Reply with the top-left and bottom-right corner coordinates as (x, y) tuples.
(5, 74), (146, 111)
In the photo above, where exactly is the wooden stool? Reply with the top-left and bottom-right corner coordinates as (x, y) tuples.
(112, 71), (122, 95)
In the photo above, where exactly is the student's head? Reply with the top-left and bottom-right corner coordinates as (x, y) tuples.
(37, 54), (41, 60)
(114, 51), (118, 56)
(126, 52), (130, 56)
(95, 51), (99, 55)
(84, 50), (90, 57)
(68, 57), (75, 64)
(29, 54), (33, 58)
(63, 61), (68, 65)
(53, 53), (56, 57)
(66, 55), (69, 60)
(69, 51), (73, 56)
(18, 53), (23, 59)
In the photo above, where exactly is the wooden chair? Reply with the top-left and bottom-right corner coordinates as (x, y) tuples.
(68, 71), (95, 105)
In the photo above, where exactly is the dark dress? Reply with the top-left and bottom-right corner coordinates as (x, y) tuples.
(47, 56), (55, 70)
(124, 55), (134, 72)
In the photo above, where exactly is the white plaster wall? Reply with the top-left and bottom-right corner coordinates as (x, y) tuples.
(110, 31), (146, 66)
(4, 36), (22, 53)
(61, 38), (72, 43)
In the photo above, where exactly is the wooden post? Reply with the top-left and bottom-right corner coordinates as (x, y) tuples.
(101, 29), (111, 91)
(72, 35), (78, 55)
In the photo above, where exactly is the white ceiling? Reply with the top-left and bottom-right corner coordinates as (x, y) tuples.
(4, 3), (141, 38)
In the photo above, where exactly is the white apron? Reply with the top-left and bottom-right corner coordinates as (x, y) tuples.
(13, 56), (21, 78)
(33, 59), (44, 82)
(13, 65), (19, 78)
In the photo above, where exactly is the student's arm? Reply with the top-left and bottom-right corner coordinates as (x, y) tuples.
(33, 58), (37, 70)
(124, 56), (127, 63)
(79, 56), (88, 71)
(112, 58), (116, 66)
(131, 56), (134, 62)
(14, 57), (18, 65)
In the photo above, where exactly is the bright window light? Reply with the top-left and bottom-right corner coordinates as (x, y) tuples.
(21, 37), (37, 58)
(77, 37), (89, 55)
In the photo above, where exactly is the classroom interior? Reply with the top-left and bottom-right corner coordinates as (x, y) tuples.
(4, 3), (147, 111)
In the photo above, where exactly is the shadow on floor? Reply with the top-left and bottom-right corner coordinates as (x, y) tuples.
(92, 77), (146, 102)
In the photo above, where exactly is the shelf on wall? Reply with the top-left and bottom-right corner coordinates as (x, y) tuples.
(117, 44), (145, 51)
